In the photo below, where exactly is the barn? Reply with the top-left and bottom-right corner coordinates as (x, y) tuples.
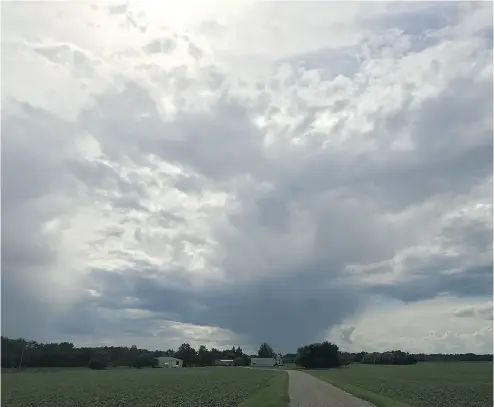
(157, 356), (183, 368)
(250, 354), (283, 367)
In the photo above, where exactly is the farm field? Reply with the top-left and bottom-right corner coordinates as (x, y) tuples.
(2, 367), (288, 407)
(308, 362), (493, 407)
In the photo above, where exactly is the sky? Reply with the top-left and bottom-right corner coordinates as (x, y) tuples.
(1, 1), (493, 355)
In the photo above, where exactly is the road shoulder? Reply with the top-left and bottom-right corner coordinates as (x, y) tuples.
(239, 370), (289, 407)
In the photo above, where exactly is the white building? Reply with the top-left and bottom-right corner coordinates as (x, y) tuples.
(157, 356), (183, 368)
(250, 354), (283, 367)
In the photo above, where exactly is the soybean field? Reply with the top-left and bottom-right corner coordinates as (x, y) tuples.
(308, 362), (493, 407)
(2, 367), (285, 407)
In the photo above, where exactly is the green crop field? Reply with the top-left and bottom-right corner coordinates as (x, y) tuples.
(308, 362), (493, 407)
(2, 367), (288, 407)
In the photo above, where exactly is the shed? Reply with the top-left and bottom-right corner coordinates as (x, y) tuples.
(250, 357), (275, 367)
(157, 356), (183, 368)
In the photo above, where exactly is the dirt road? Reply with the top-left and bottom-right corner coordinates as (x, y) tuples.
(288, 370), (374, 407)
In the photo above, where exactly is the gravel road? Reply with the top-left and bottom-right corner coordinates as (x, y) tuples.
(288, 370), (374, 407)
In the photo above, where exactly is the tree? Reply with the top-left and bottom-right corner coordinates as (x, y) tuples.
(295, 341), (340, 369)
(283, 353), (297, 363)
(17, 339), (37, 369)
(88, 357), (107, 370)
(210, 348), (221, 365)
(258, 342), (275, 358)
(241, 354), (251, 366)
(133, 354), (158, 368)
(360, 350), (417, 365)
(197, 345), (211, 366)
(6, 335), (490, 370)
(175, 343), (197, 367)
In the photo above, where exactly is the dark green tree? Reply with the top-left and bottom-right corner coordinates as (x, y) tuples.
(241, 354), (251, 366)
(295, 341), (340, 368)
(210, 348), (221, 364)
(360, 350), (417, 365)
(175, 343), (197, 367)
(258, 342), (275, 358)
(88, 356), (107, 370)
(197, 345), (211, 366)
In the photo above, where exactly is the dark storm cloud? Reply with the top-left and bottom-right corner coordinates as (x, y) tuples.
(1, 102), (78, 340)
(82, 266), (365, 352)
(18, 56), (491, 349)
(368, 265), (493, 304)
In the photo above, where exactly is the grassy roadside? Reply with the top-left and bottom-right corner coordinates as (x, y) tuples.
(239, 370), (289, 407)
(307, 373), (412, 407)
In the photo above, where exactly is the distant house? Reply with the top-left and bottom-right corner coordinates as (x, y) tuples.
(250, 355), (283, 367)
(157, 356), (183, 368)
(215, 359), (235, 366)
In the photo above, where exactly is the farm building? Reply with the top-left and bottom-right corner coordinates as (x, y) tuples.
(215, 359), (235, 366)
(157, 356), (183, 368)
(250, 354), (283, 367)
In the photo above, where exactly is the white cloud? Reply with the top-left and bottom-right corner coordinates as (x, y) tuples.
(327, 296), (493, 354)
(2, 1), (492, 353)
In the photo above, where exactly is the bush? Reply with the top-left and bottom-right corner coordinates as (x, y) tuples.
(88, 358), (107, 370)
(133, 355), (158, 369)
(295, 341), (340, 369)
(339, 356), (352, 366)
(233, 357), (245, 366)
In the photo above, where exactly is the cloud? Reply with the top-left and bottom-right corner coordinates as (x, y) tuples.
(2, 1), (492, 354)
(453, 302), (493, 321)
(326, 296), (493, 354)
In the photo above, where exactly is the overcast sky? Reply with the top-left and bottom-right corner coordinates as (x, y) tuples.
(2, 1), (492, 355)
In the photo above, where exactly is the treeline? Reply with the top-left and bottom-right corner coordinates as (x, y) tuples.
(338, 351), (492, 364)
(3, 336), (491, 371)
(291, 343), (492, 369)
(1, 337), (252, 369)
(340, 350), (418, 365)
(414, 353), (493, 362)
(284, 349), (492, 367)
